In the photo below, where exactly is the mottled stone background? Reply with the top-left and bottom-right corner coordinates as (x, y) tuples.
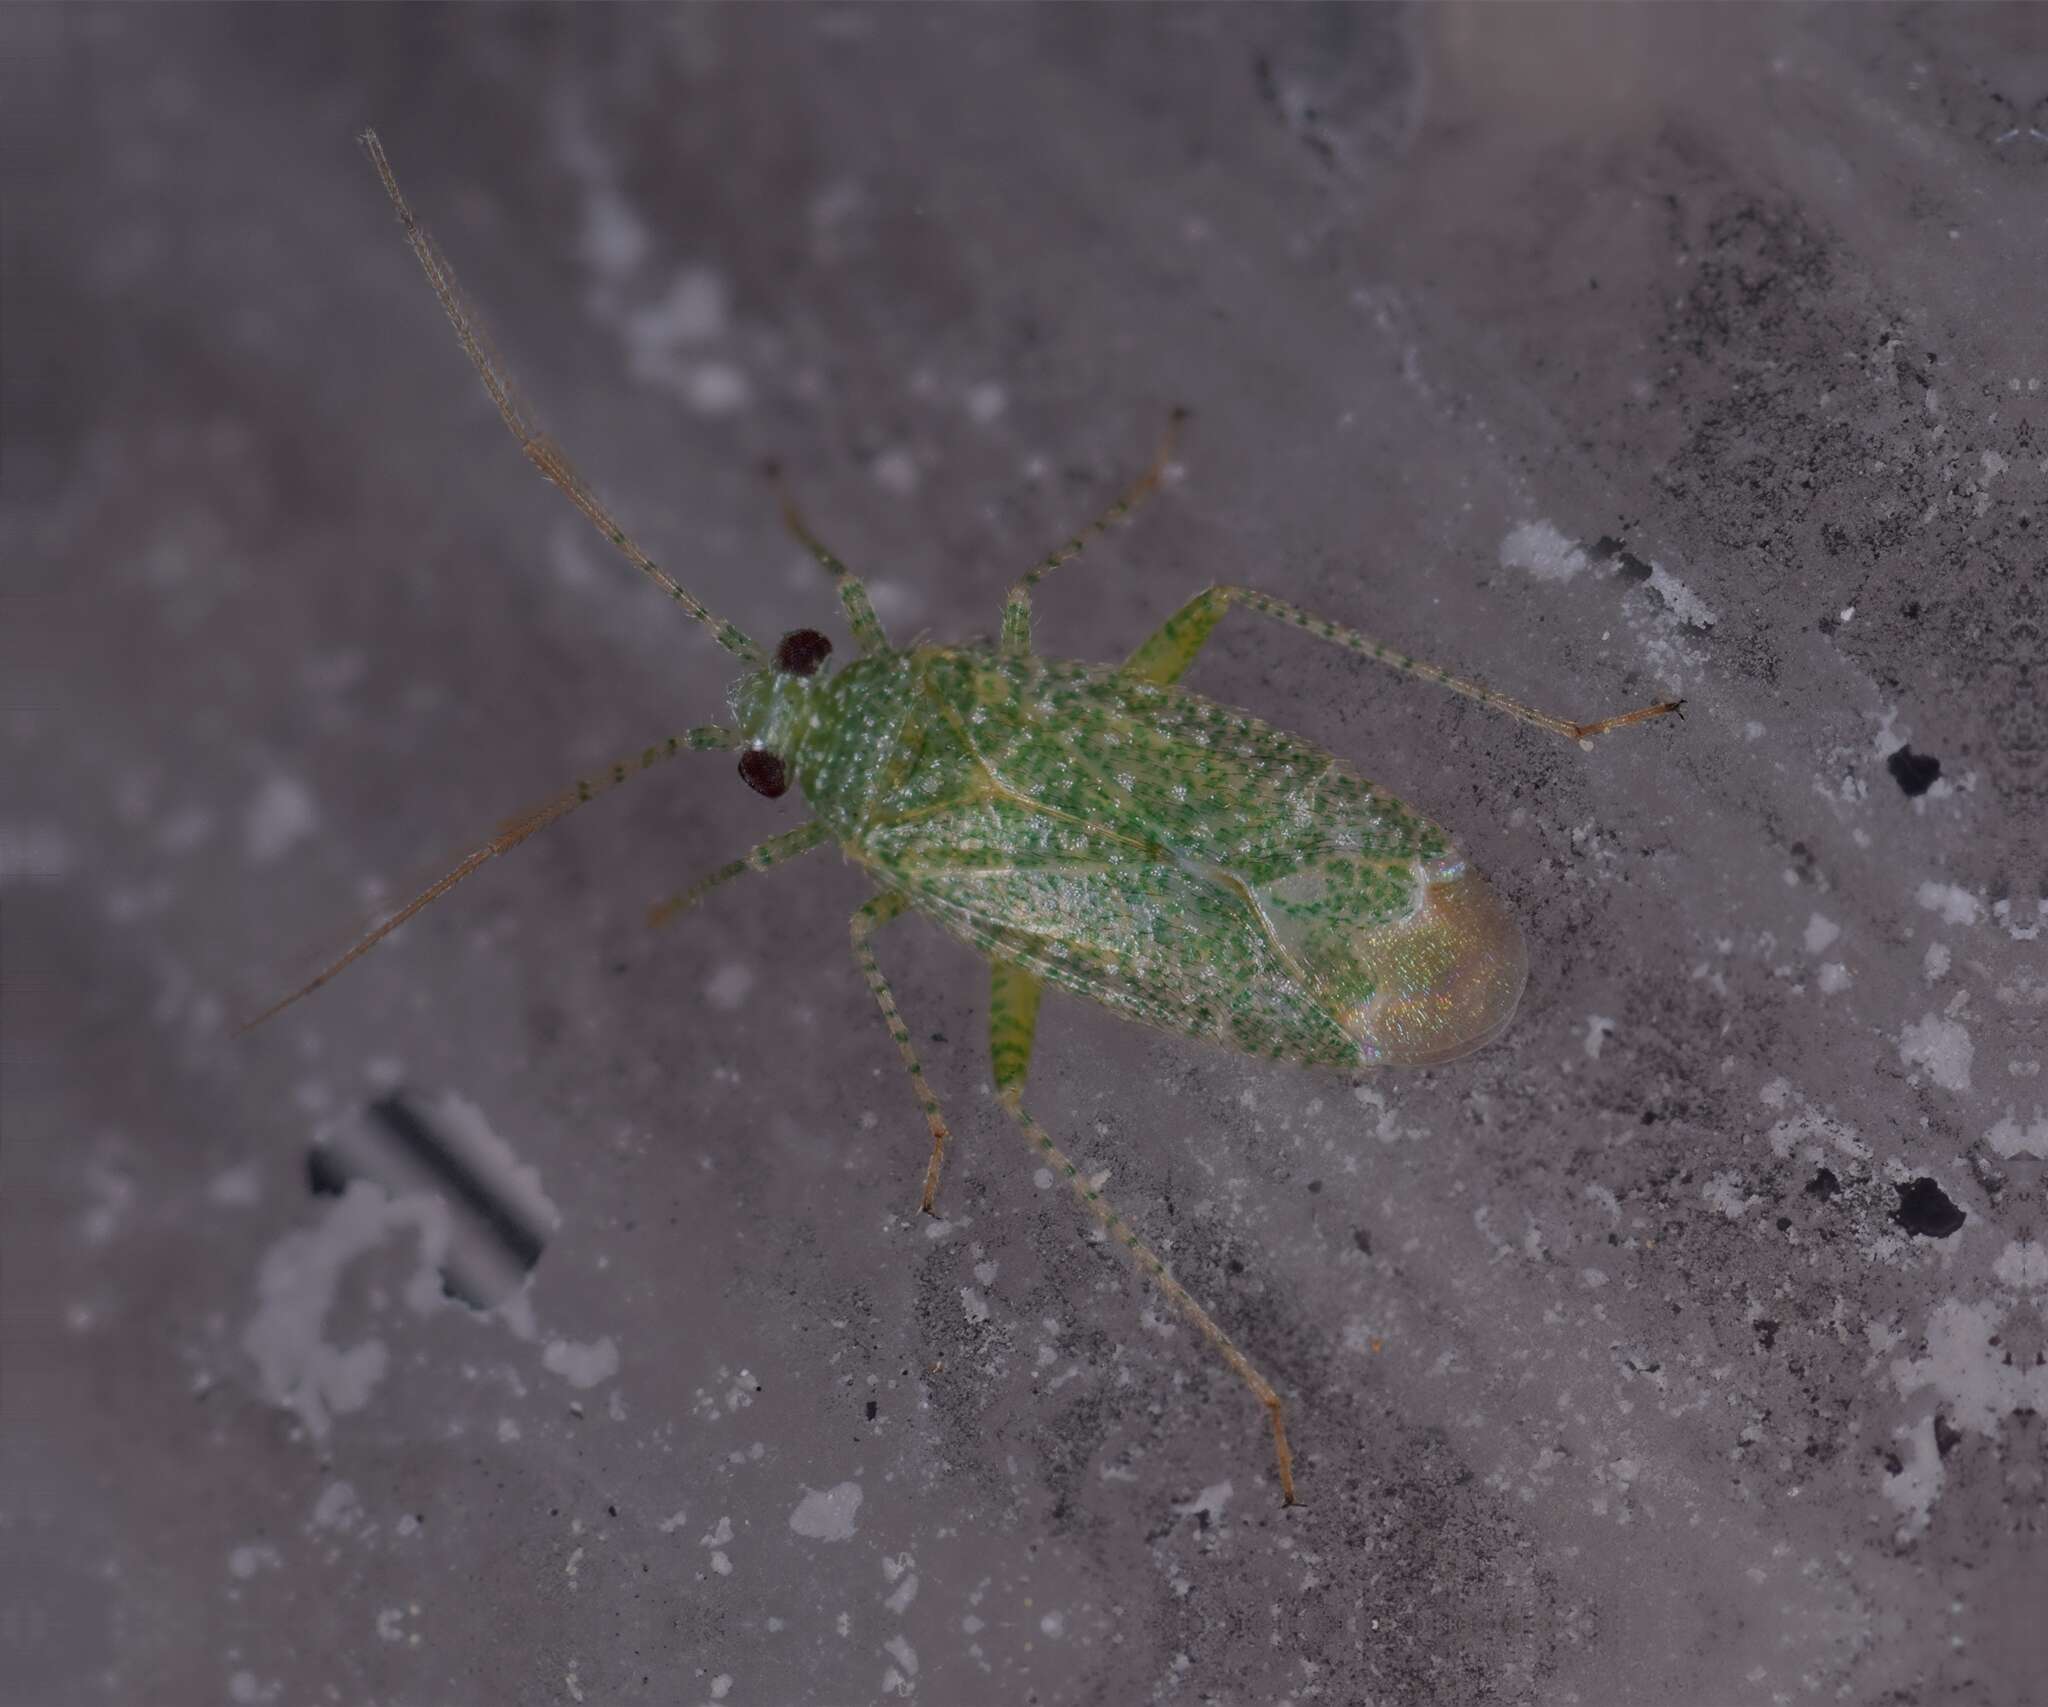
(5, 6), (2042, 1704)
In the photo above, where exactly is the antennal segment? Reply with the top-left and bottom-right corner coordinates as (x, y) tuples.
(359, 130), (765, 666)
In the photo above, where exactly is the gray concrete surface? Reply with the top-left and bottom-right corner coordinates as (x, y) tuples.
(5, 6), (2043, 1703)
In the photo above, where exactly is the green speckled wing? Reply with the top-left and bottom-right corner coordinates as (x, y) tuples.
(863, 794), (1364, 1065)
(920, 649), (1448, 879)
(852, 650), (1525, 1067)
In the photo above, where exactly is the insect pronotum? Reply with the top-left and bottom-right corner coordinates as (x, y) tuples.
(251, 132), (1681, 1506)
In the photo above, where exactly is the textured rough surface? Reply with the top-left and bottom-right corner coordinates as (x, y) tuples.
(4, 6), (2042, 1704)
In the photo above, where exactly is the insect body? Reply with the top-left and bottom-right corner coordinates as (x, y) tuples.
(255, 134), (1680, 1506)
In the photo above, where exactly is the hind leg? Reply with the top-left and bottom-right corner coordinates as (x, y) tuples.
(988, 958), (1298, 1504)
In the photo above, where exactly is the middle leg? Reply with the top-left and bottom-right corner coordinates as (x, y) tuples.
(647, 821), (830, 928)
(999, 409), (1186, 656)
(850, 891), (956, 1215)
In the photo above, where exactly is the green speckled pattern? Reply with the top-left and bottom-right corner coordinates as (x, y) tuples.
(782, 645), (1526, 1069)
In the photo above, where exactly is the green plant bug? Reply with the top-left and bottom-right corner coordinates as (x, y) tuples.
(248, 133), (1682, 1507)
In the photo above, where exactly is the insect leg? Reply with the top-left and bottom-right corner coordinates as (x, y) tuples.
(1123, 585), (1682, 744)
(988, 958), (1044, 1098)
(763, 464), (890, 655)
(240, 725), (742, 1032)
(999, 409), (1186, 656)
(848, 892), (955, 1214)
(646, 821), (830, 928)
(359, 133), (763, 666)
(995, 1084), (1299, 1507)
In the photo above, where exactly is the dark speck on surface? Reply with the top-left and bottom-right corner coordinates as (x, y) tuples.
(1886, 745), (1942, 796)
(1893, 1177), (1966, 1239)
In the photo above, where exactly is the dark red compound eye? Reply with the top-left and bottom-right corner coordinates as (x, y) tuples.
(738, 748), (788, 798)
(774, 628), (833, 676)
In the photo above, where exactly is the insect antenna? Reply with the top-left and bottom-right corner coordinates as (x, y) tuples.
(359, 130), (765, 667)
(238, 725), (740, 1034)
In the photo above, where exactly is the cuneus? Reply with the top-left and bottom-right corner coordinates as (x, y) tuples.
(251, 132), (1682, 1507)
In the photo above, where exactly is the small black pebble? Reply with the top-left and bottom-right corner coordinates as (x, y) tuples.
(1806, 1168), (1840, 1199)
(1886, 745), (1941, 797)
(864, 1400), (877, 1421)
(1353, 1228), (1372, 1255)
(1893, 1177), (1965, 1238)
(307, 1148), (349, 1198)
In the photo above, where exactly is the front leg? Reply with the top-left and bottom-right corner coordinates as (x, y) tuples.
(850, 892), (956, 1214)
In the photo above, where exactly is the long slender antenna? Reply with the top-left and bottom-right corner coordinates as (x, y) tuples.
(238, 725), (739, 1033)
(359, 130), (765, 666)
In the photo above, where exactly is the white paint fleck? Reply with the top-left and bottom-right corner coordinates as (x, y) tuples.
(965, 380), (1007, 424)
(1498, 519), (1587, 582)
(1818, 963), (1852, 995)
(309, 1481), (362, 1532)
(1647, 563), (1718, 629)
(1924, 943), (1951, 982)
(1040, 1609), (1066, 1638)
(243, 775), (318, 864)
(543, 1336), (620, 1389)
(1987, 1111), (2048, 1160)
(882, 1552), (919, 1615)
(580, 186), (649, 284)
(1703, 1172), (1751, 1219)
(709, 1677), (733, 1702)
(1916, 882), (1981, 927)
(872, 447), (921, 497)
(789, 1480), (863, 1541)
(1803, 914), (1841, 955)
(242, 1181), (451, 1437)
(1900, 1014), (1973, 1092)
(229, 1543), (281, 1579)
(1173, 1480), (1233, 1523)
(1893, 1298), (2048, 1432)
(960, 1287), (990, 1325)
(684, 361), (752, 417)
(1993, 1240), (2048, 1290)
(704, 962), (755, 1010)
(882, 1633), (919, 1694)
